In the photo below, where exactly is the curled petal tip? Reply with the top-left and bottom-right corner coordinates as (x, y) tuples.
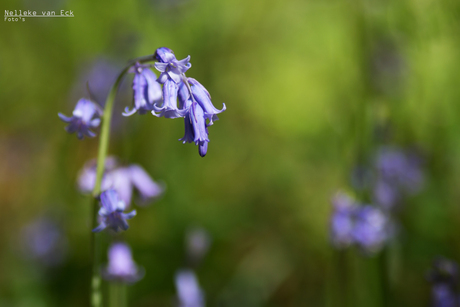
(92, 224), (106, 233)
(58, 113), (72, 122)
(122, 107), (137, 117)
(86, 130), (96, 138)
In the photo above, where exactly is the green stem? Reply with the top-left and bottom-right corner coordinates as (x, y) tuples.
(119, 283), (127, 307)
(90, 54), (155, 307)
(90, 197), (102, 307)
(109, 282), (127, 307)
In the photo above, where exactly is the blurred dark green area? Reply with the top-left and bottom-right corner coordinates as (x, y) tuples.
(1, 0), (460, 306)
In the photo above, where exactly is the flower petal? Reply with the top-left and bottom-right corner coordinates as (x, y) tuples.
(129, 165), (164, 200)
(58, 113), (72, 122)
(100, 190), (120, 213)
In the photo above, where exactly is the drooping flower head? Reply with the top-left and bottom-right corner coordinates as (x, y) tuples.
(151, 77), (188, 119)
(330, 192), (357, 249)
(78, 157), (165, 207)
(123, 62), (162, 116)
(175, 269), (205, 307)
(102, 242), (144, 283)
(188, 78), (226, 126)
(427, 257), (460, 307)
(151, 48), (191, 119)
(352, 205), (391, 254)
(177, 78), (226, 157)
(150, 47), (226, 157)
(93, 189), (136, 233)
(58, 98), (102, 139)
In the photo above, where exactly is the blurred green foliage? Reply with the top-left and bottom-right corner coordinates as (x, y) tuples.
(2, 0), (460, 306)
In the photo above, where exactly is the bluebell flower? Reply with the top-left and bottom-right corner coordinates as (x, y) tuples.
(93, 189), (136, 233)
(431, 284), (458, 307)
(101, 242), (144, 283)
(58, 98), (102, 139)
(188, 78), (226, 125)
(352, 206), (390, 254)
(178, 79), (226, 157)
(175, 269), (205, 307)
(78, 157), (165, 206)
(179, 103), (209, 157)
(109, 164), (165, 206)
(151, 79), (188, 119)
(427, 258), (460, 307)
(154, 48), (191, 84)
(191, 102), (210, 157)
(154, 47), (176, 63)
(151, 48), (192, 118)
(152, 48), (226, 156)
(77, 157), (117, 194)
(330, 192), (357, 249)
(123, 62), (162, 116)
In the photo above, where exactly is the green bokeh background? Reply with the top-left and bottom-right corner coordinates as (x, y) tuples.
(2, 0), (460, 306)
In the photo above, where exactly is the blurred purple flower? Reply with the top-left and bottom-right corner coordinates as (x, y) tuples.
(330, 192), (357, 249)
(373, 147), (424, 209)
(58, 98), (102, 139)
(352, 206), (390, 254)
(93, 189), (136, 233)
(175, 269), (205, 307)
(375, 147), (424, 192)
(78, 157), (165, 206)
(77, 156), (118, 193)
(431, 284), (458, 307)
(427, 257), (460, 307)
(102, 242), (144, 283)
(186, 227), (211, 265)
(109, 165), (165, 205)
(123, 62), (162, 116)
(21, 217), (68, 267)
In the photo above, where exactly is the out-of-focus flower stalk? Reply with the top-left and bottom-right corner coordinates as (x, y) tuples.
(89, 54), (155, 307)
(109, 282), (127, 307)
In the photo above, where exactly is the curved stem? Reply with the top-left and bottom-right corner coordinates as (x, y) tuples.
(90, 54), (155, 307)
